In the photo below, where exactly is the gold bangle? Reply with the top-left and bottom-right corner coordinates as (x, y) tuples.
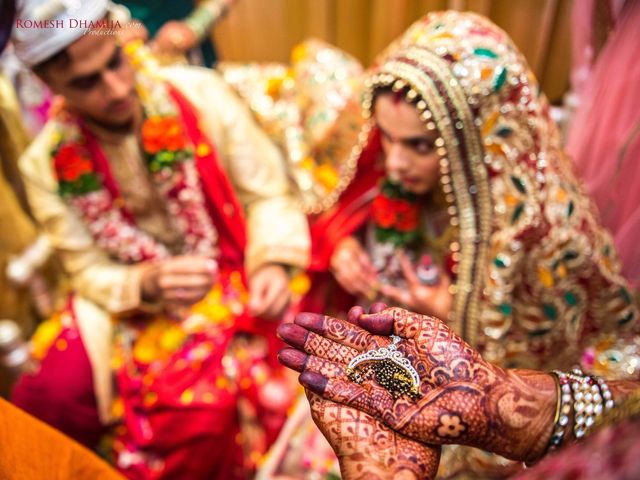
(545, 371), (573, 453)
(551, 371), (562, 425)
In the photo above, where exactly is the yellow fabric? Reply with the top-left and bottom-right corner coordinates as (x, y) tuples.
(0, 398), (123, 480)
(0, 74), (38, 331)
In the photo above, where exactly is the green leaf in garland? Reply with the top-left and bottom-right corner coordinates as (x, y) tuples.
(375, 227), (397, 245)
(380, 178), (417, 201)
(402, 230), (422, 245)
(374, 227), (421, 248)
(83, 173), (102, 192)
(58, 173), (102, 197)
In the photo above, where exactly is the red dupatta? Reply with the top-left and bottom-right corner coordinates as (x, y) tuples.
(302, 129), (384, 314)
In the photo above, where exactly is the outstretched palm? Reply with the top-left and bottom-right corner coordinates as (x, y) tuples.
(278, 307), (556, 464)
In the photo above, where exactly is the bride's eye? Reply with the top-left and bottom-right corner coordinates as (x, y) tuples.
(406, 138), (434, 154)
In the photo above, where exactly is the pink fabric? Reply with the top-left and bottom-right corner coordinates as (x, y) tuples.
(566, 0), (640, 287)
(570, 0), (628, 95)
(11, 326), (105, 449)
(569, 0), (595, 97)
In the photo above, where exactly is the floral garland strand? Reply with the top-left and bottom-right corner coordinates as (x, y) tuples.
(141, 105), (193, 171)
(372, 178), (423, 248)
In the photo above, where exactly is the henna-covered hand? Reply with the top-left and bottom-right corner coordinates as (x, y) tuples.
(277, 306), (557, 464)
(306, 392), (440, 480)
(280, 303), (441, 479)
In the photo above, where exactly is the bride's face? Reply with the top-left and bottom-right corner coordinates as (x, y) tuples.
(374, 93), (441, 195)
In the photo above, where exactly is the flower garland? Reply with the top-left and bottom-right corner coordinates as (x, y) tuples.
(49, 69), (218, 264)
(141, 115), (192, 172)
(53, 141), (101, 196)
(372, 178), (422, 248)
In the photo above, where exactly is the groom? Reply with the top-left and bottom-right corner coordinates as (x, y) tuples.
(11, 0), (309, 477)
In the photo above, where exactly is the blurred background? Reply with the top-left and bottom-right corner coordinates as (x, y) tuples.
(214, 0), (572, 103)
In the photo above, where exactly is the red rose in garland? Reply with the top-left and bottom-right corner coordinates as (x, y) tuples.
(52, 142), (101, 197)
(372, 195), (397, 228)
(394, 199), (420, 232)
(372, 179), (423, 246)
(54, 144), (92, 182)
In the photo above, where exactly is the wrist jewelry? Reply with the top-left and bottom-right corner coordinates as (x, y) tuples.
(545, 371), (573, 453)
(566, 367), (614, 438)
(184, 0), (229, 42)
(545, 367), (615, 456)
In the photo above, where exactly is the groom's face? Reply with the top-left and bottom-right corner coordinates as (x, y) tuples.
(38, 31), (140, 130)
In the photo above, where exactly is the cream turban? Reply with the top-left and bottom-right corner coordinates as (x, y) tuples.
(12, 0), (110, 67)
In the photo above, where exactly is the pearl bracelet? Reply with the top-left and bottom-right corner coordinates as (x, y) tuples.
(546, 368), (615, 453)
(566, 368), (615, 438)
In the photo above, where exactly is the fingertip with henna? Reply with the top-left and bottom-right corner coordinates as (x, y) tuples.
(358, 311), (394, 336)
(369, 302), (388, 314)
(277, 347), (309, 372)
(294, 312), (326, 332)
(299, 371), (328, 395)
(276, 322), (309, 349)
(347, 305), (365, 324)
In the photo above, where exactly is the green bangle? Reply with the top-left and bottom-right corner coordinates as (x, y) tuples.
(184, 0), (228, 41)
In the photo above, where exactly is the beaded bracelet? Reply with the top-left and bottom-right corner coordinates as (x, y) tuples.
(566, 368), (615, 438)
(545, 368), (615, 454)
